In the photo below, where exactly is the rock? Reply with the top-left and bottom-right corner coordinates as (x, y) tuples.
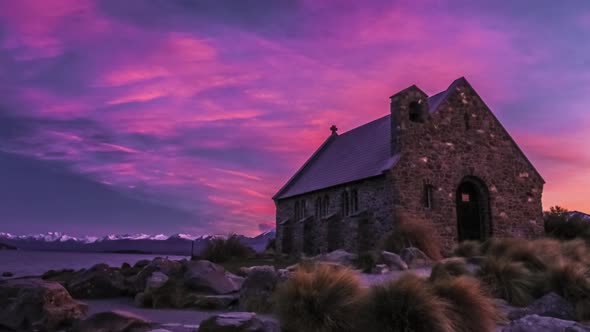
(67, 263), (126, 298)
(134, 259), (151, 269)
(146, 272), (169, 290)
(188, 294), (238, 310)
(372, 264), (389, 274)
(314, 250), (357, 266)
(0, 278), (87, 331)
(277, 269), (290, 281)
(508, 293), (576, 321)
(134, 292), (150, 308)
(502, 314), (590, 332)
(380, 251), (408, 270)
(2, 272), (13, 277)
(184, 260), (243, 295)
(131, 258), (183, 294)
(239, 266), (278, 313)
(71, 310), (153, 332)
(400, 247), (433, 268)
(42, 268), (77, 286)
(198, 312), (280, 332)
(122, 262), (132, 269)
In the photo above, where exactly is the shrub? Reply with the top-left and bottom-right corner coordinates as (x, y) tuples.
(360, 273), (455, 332)
(201, 234), (254, 263)
(561, 239), (590, 266)
(274, 263), (365, 332)
(356, 251), (380, 273)
(476, 257), (549, 306)
(265, 238), (276, 251)
(429, 258), (471, 282)
(480, 237), (525, 258)
(544, 206), (590, 241)
(380, 212), (442, 260)
(453, 241), (482, 258)
(550, 262), (590, 321)
(432, 276), (499, 332)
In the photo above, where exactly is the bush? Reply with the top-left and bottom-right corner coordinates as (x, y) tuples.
(360, 273), (454, 332)
(432, 276), (499, 332)
(429, 258), (471, 282)
(201, 234), (254, 263)
(380, 212), (442, 260)
(550, 262), (590, 321)
(561, 239), (590, 266)
(476, 257), (549, 306)
(274, 263), (365, 332)
(544, 206), (590, 241)
(265, 238), (276, 251)
(453, 241), (482, 258)
(356, 251), (380, 273)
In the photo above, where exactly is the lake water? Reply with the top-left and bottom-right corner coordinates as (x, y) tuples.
(0, 250), (187, 277)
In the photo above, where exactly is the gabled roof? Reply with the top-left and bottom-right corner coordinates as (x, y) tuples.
(273, 84), (450, 200)
(273, 77), (544, 200)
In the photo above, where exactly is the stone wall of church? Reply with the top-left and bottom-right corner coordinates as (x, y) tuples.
(389, 80), (545, 252)
(275, 175), (394, 255)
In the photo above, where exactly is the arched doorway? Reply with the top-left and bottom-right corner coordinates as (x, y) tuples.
(456, 177), (491, 241)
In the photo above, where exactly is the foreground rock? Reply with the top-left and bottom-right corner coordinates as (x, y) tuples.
(184, 260), (243, 295)
(508, 293), (576, 321)
(503, 314), (590, 332)
(239, 266), (279, 313)
(131, 258), (183, 294)
(199, 312), (279, 332)
(400, 247), (433, 268)
(71, 310), (153, 332)
(0, 278), (87, 331)
(67, 263), (127, 298)
(380, 251), (408, 270)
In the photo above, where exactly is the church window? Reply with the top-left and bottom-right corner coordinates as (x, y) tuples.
(423, 184), (434, 209)
(409, 101), (424, 123)
(342, 191), (349, 216)
(351, 189), (359, 213)
(464, 112), (471, 130)
(315, 197), (322, 218)
(323, 195), (330, 216)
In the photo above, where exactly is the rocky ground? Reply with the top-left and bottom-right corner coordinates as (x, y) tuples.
(1, 248), (589, 331)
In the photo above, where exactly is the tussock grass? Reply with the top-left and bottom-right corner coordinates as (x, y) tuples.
(432, 276), (500, 332)
(360, 273), (455, 332)
(550, 262), (590, 321)
(274, 263), (365, 332)
(380, 212), (442, 260)
(476, 257), (549, 306)
(429, 258), (471, 282)
(201, 234), (254, 263)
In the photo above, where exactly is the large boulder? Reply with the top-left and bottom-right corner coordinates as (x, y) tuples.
(0, 278), (87, 331)
(400, 247), (433, 268)
(187, 294), (238, 310)
(130, 258), (183, 294)
(183, 260), (243, 295)
(70, 310), (153, 332)
(380, 251), (408, 270)
(314, 250), (357, 267)
(508, 292), (576, 321)
(146, 272), (169, 291)
(239, 266), (279, 313)
(67, 263), (126, 298)
(503, 314), (590, 332)
(198, 312), (279, 332)
(41, 268), (77, 286)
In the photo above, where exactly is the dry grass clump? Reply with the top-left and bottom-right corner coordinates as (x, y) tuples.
(453, 241), (482, 258)
(274, 263), (365, 332)
(380, 212), (442, 260)
(550, 262), (590, 321)
(201, 234), (254, 263)
(361, 274), (455, 332)
(429, 258), (471, 282)
(432, 276), (500, 332)
(476, 257), (549, 306)
(560, 239), (590, 266)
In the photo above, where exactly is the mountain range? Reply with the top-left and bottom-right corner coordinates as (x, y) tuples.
(0, 229), (276, 256)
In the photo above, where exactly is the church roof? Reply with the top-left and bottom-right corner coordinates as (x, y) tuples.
(272, 82), (456, 200)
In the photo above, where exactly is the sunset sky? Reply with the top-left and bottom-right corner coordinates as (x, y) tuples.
(0, 0), (589, 237)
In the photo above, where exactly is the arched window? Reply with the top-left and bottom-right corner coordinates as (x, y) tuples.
(423, 183), (434, 209)
(464, 112), (470, 130)
(294, 201), (300, 220)
(351, 189), (359, 213)
(409, 101), (424, 123)
(315, 197), (321, 218)
(342, 191), (349, 216)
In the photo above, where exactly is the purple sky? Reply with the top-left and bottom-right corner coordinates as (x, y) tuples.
(0, 1), (589, 237)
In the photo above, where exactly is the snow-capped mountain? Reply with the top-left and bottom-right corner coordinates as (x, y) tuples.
(0, 229), (276, 256)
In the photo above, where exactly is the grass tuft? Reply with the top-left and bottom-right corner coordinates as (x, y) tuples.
(429, 258), (471, 282)
(201, 234), (254, 263)
(380, 212), (442, 260)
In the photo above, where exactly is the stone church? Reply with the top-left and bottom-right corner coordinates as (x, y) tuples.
(273, 77), (544, 255)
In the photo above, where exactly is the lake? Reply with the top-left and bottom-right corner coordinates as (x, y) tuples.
(0, 250), (186, 277)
